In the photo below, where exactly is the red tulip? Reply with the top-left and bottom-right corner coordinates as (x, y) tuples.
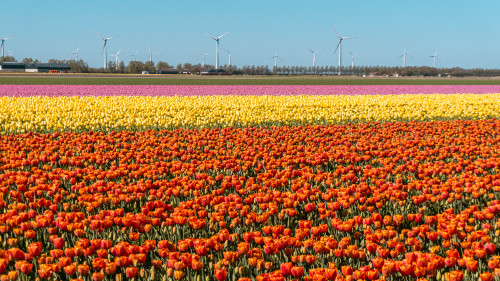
(8, 271), (18, 281)
(398, 264), (412, 276)
(466, 259), (479, 272)
(64, 264), (76, 276)
(325, 268), (337, 280)
(215, 268), (227, 281)
(17, 261), (33, 275)
(366, 269), (378, 280)
(291, 266), (304, 278)
(485, 243), (497, 254)
(174, 270), (184, 280)
(125, 267), (138, 278)
(77, 264), (90, 275)
(53, 237), (65, 249)
(445, 270), (464, 281)
(480, 272), (494, 281)
(371, 257), (384, 269)
(341, 265), (353, 276)
(92, 272), (105, 281)
(281, 262), (293, 276)
(27, 242), (42, 257)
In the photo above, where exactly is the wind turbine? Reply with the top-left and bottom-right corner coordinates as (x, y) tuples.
(398, 48), (414, 67)
(96, 31), (117, 69)
(70, 48), (80, 61)
(202, 53), (209, 67)
(349, 51), (359, 68)
(224, 49), (233, 67)
(271, 49), (283, 69)
(430, 50), (438, 68)
(309, 49), (321, 68)
(205, 32), (229, 69)
(146, 46), (160, 64)
(332, 27), (355, 75)
(110, 50), (121, 69)
(0, 36), (13, 58)
(130, 50), (139, 61)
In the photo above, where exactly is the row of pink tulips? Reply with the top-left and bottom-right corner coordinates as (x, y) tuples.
(1, 85), (500, 97)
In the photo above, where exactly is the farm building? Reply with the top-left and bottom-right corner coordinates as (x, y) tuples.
(200, 69), (226, 75)
(25, 63), (71, 73)
(0, 62), (26, 72)
(156, 69), (179, 74)
(0, 62), (70, 73)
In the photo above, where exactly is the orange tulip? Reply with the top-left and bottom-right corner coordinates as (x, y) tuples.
(215, 268), (227, 281)
(125, 267), (138, 278)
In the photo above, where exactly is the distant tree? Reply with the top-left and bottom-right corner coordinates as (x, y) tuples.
(107, 61), (116, 72)
(0, 56), (17, 63)
(156, 61), (170, 70)
(22, 58), (33, 63)
(176, 64), (182, 70)
(48, 59), (68, 64)
(118, 61), (126, 73)
(182, 63), (193, 70)
(143, 61), (155, 73)
(127, 61), (144, 74)
(68, 59), (89, 73)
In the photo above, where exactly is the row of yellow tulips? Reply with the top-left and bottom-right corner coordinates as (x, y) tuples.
(1, 94), (499, 133)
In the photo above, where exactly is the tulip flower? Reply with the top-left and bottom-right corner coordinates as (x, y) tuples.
(215, 268), (227, 281)
(281, 262), (293, 276)
(92, 272), (105, 281)
(53, 237), (65, 249)
(291, 266), (304, 278)
(125, 267), (138, 278)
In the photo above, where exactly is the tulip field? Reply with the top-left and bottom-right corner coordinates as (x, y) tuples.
(0, 85), (500, 281)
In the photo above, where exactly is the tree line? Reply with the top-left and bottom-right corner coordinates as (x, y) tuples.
(2, 56), (500, 77)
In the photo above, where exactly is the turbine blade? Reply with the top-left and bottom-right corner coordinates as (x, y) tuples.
(332, 27), (341, 38)
(333, 41), (341, 54)
(218, 31), (230, 39)
(407, 54), (415, 59)
(95, 31), (105, 40)
(205, 33), (217, 40)
(342, 36), (355, 39)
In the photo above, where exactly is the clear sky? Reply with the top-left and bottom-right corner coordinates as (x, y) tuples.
(2, 0), (500, 69)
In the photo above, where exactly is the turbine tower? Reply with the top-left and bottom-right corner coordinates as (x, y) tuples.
(147, 47), (157, 63)
(202, 53), (208, 67)
(399, 48), (414, 67)
(309, 49), (320, 68)
(110, 50), (121, 69)
(0, 36), (13, 58)
(430, 50), (438, 68)
(205, 32), (229, 69)
(349, 51), (359, 68)
(271, 49), (281, 68)
(224, 49), (232, 67)
(96, 31), (116, 69)
(333, 27), (355, 75)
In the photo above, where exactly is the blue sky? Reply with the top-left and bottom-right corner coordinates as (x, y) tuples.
(2, 0), (500, 69)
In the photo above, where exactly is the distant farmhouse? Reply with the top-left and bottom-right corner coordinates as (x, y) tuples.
(0, 62), (71, 73)
(200, 68), (226, 75)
